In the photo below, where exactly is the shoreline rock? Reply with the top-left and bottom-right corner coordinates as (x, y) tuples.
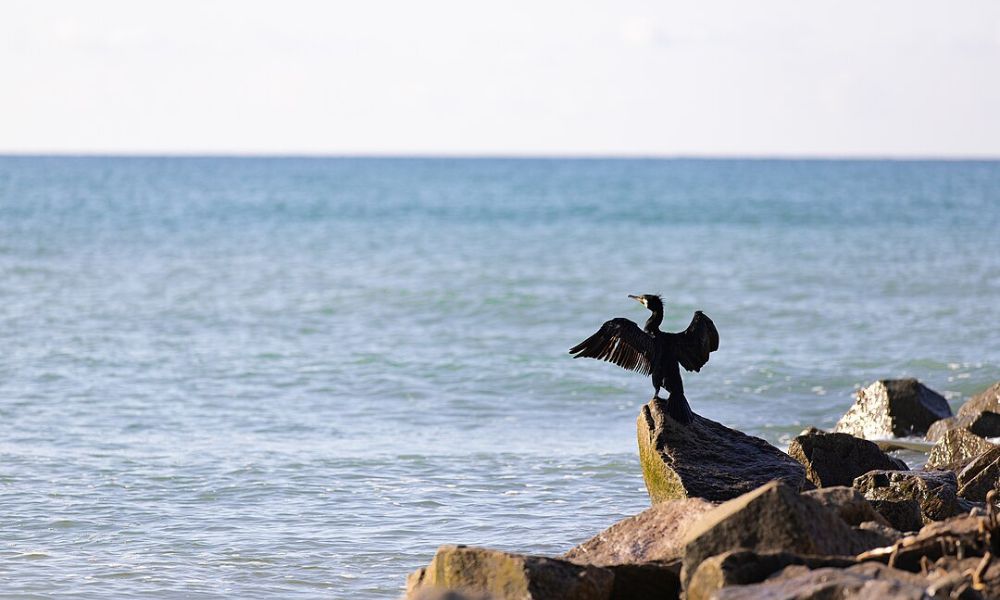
(835, 379), (951, 439)
(788, 428), (907, 488)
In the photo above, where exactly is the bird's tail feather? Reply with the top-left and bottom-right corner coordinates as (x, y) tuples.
(666, 394), (694, 424)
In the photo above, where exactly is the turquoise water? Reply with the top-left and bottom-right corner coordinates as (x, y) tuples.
(1, 157), (998, 597)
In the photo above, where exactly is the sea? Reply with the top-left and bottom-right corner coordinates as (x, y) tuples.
(1, 156), (998, 598)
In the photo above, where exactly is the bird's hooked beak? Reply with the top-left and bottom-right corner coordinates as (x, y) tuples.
(628, 294), (646, 307)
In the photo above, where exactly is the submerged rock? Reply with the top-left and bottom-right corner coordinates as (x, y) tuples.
(680, 481), (880, 587)
(925, 428), (998, 470)
(926, 411), (1000, 442)
(957, 381), (1000, 417)
(788, 429), (906, 488)
(957, 445), (1000, 503)
(637, 398), (807, 503)
(834, 379), (951, 439)
(563, 498), (715, 566)
(406, 545), (613, 600)
(685, 550), (856, 600)
(853, 470), (974, 530)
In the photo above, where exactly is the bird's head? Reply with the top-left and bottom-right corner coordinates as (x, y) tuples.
(628, 294), (663, 312)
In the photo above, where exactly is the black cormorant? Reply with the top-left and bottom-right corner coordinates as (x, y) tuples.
(568, 294), (719, 424)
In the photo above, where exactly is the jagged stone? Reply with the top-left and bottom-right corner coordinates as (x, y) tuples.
(926, 411), (1000, 442)
(835, 379), (951, 439)
(405, 545), (614, 600)
(926, 428), (998, 470)
(680, 481), (883, 587)
(802, 486), (891, 527)
(711, 563), (946, 600)
(563, 498), (715, 566)
(685, 550), (856, 600)
(789, 429), (907, 488)
(853, 470), (975, 529)
(957, 446), (1000, 503)
(637, 399), (807, 503)
(958, 381), (1000, 417)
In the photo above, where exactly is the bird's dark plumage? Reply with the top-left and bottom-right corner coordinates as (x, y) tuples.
(568, 294), (719, 424)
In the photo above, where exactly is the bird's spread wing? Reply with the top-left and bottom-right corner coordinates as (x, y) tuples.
(670, 311), (720, 372)
(568, 318), (654, 375)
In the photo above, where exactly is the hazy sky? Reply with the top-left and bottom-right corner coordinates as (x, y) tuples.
(3, 0), (999, 156)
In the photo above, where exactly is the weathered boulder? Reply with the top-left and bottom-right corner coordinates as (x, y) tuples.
(637, 399), (807, 503)
(835, 379), (951, 439)
(801, 486), (891, 527)
(853, 470), (974, 530)
(789, 429), (907, 488)
(957, 446), (1000, 503)
(711, 563), (941, 600)
(563, 498), (715, 566)
(680, 481), (881, 587)
(685, 550), (855, 600)
(957, 381), (1000, 417)
(926, 411), (1000, 442)
(406, 545), (613, 600)
(925, 428), (998, 471)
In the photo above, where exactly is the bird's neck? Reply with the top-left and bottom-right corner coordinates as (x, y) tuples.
(644, 310), (663, 333)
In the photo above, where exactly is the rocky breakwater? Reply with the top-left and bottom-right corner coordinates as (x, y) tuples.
(405, 380), (1000, 600)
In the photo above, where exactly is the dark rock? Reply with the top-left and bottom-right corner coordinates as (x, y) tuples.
(789, 430), (907, 488)
(926, 411), (1000, 442)
(957, 446), (1000, 502)
(958, 381), (1000, 417)
(835, 379), (952, 439)
(853, 470), (975, 529)
(680, 481), (883, 587)
(637, 399), (807, 503)
(802, 486), (891, 526)
(406, 545), (614, 600)
(563, 498), (715, 566)
(685, 550), (856, 600)
(711, 563), (942, 600)
(854, 520), (904, 547)
(926, 428), (997, 470)
(604, 562), (680, 600)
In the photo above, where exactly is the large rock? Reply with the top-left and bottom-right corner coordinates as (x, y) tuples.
(926, 411), (1000, 442)
(685, 550), (856, 600)
(563, 498), (715, 566)
(957, 445), (1000, 503)
(680, 481), (880, 587)
(835, 379), (952, 439)
(406, 545), (613, 600)
(853, 470), (974, 530)
(788, 429), (907, 488)
(637, 399), (807, 503)
(801, 486), (891, 527)
(925, 428), (998, 470)
(711, 563), (942, 600)
(957, 381), (1000, 417)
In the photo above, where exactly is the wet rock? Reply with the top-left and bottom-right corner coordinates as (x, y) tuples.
(637, 399), (807, 503)
(853, 470), (975, 529)
(835, 379), (951, 439)
(925, 428), (998, 470)
(563, 498), (715, 566)
(958, 381), (1000, 417)
(680, 481), (881, 587)
(406, 545), (614, 600)
(685, 550), (856, 600)
(957, 446), (1000, 502)
(603, 562), (680, 600)
(926, 411), (1000, 442)
(711, 563), (940, 600)
(801, 486), (891, 526)
(789, 429), (907, 488)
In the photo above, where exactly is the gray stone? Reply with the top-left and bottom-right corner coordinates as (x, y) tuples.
(789, 429), (907, 488)
(926, 411), (1000, 442)
(957, 381), (1000, 417)
(853, 470), (974, 529)
(925, 428), (997, 470)
(711, 563), (935, 600)
(685, 550), (856, 600)
(637, 399), (807, 504)
(802, 486), (891, 527)
(835, 379), (952, 439)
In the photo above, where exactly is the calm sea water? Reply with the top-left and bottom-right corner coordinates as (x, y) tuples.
(1, 157), (998, 598)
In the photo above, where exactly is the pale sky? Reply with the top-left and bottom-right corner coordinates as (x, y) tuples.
(3, 0), (1000, 156)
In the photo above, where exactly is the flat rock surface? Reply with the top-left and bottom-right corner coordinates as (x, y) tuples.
(637, 399), (807, 503)
(835, 379), (952, 439)
(563, 498), (715, 566)
(925, 428), (997, 470)
(958, 381), (1000, 417)
(685, 550), (856, 600)
(789, 429), (906, 488)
